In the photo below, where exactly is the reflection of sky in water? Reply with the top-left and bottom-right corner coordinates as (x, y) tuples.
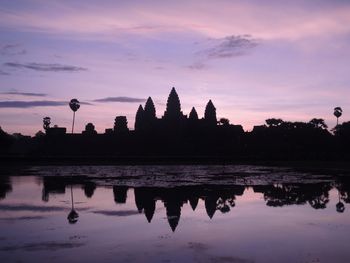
(0, 174), (350, 263)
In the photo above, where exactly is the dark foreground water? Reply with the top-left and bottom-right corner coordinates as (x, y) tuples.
(0, 165), (349, 263)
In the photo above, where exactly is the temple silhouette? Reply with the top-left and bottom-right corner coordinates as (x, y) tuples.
(133, 87), (222, 133)
(0, 87), (350, 163)
(1, 174), (349, 232)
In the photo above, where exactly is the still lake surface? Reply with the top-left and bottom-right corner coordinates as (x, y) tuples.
(0, 165), (349, 263)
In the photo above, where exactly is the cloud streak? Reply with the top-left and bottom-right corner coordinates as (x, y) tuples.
(0, 70), (10, 75)
(188, 35), (259, 70)
(92, 210), (140, 217)
(0, 204), (65, 212)
(1, 91), (47, 97)
(93, 97), (146, 103)
(0, 43), (26, 56)
(4, 62), (87, 72)
(197, 35), (259, 59)
(0, 100), (92, 108)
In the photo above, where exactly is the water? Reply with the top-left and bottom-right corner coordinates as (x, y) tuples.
(0, 165), (349, 263)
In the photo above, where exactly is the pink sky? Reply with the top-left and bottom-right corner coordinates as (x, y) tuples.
(0, 0), (349, 135)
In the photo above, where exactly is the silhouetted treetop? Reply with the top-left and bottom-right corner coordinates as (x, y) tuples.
(204, 100), (217, 125)
(334, 107), (343, 126)
(35, 130), (45, 137)
(144, 97), (156, 119)
(219, 118), (230, 126)
(334, 107), (343, 118)
(164, 87), (182, 119)
(309, 118), (328, 130)
(43, 117), (51, 131)
(266, 118), (283, 127)
(69, 99), (80, 112)
(83, 123), (97, 135)
(189, 107), (198, 121)
(334, 121), (350, 136)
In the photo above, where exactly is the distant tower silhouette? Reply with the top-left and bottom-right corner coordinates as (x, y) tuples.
(140, 97), (157, 131)
(204, 100), (217, 126)
(205, 195), (218, 219)
(144, 97), (156, 119)
(164, 87), (183, 120)
(165, 200), (182, 232)
(135, 105), (145, 131)
(113, 186), (128, 204)
(189, 107), (198, 121)
(114, 116), (129, 133)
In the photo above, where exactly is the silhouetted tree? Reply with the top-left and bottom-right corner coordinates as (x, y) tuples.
(204, 100), (217, 126)
(309, 118), (328, 130)
(266, 118), (283, 127)
(69, 99), (80, 133)
(35, 130), (45, 137)
(219, 118), (230, 126)
(43, 117), (51, 131)
(334, 107), (342, 126)
(83, 123), (97, 135)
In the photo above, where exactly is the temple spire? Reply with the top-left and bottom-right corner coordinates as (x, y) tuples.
(135, 104), (144, 131)
(144, 97), (156, 119)
(189, 107), (198, 121)
(204, 100), (217, 126)
(164, 87), (182, 120)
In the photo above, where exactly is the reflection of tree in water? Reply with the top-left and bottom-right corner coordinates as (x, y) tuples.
(0, 176), (12, 200)
(336, 177), (350, 204)
(204, 187), (242, 218)
(67, 185), (79, 224)
(253, 183), (332, 209)
(34, 176), (350, 231)
(335, 177), (350, 213)
(336, 189), (345, 213)
(216, 197), (235, 213)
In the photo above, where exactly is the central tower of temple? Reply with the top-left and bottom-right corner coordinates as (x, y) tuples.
(163, 87), (184, 120)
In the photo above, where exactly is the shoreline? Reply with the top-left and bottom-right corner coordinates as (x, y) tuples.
(1, 155), (350, 174)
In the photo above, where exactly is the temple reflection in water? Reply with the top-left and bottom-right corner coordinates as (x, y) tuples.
(1, 174), (350, 232)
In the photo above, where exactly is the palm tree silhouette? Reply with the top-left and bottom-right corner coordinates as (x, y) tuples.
(43, 117), (51, 131)
(69, 99), (80, 133)
(334, 107), (343, 126)
(67, 185), (79, 224)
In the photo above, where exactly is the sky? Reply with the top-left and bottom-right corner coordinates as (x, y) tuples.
(0, 0), (349, 135)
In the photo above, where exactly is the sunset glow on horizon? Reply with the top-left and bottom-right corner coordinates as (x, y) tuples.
(0, 0), (349, 135)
